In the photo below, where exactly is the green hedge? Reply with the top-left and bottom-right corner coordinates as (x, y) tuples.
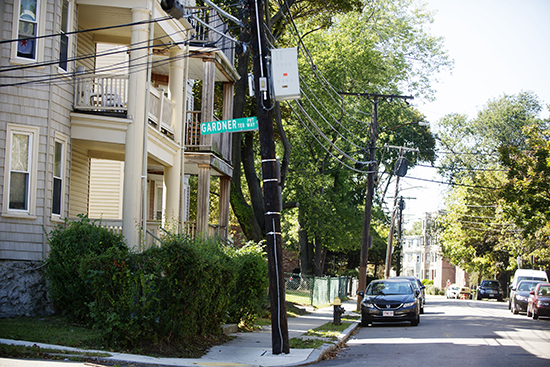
(45, 215), (127, 322)
(46, 220), (268, 347)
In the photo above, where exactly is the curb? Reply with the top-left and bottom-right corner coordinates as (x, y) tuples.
(291, 320), (360, 366)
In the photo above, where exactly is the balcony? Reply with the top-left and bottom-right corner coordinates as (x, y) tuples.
(74, 74), (176, 139)
(185, 111), (232, 163)
(74, 73), (128, 114)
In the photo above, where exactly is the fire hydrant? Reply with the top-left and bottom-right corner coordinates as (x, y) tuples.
(333, 297), (345, 325)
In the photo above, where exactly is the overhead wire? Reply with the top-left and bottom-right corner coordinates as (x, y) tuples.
(287, 100), (375, 174)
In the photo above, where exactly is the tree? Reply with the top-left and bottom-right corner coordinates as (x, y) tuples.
(229, 0), (365, 242)
(277, 0), (448, 274)
(499, 124), (550, 268)
(437, 92), (548, 276)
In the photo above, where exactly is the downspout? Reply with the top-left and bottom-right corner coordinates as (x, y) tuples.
(179, 30), (190, 232)
(44, 67), (54, 260)
(141, 0), (154, 250)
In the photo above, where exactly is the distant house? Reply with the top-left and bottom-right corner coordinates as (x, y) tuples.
(0, 0), (239, 317)
(401, 213), (470, 289)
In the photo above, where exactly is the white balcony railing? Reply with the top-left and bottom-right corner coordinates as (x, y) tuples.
(148, 87), (175, 136)
(74, 74), (129, 112)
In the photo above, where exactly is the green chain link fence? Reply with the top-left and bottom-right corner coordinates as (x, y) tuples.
(285, 273), (358, 307)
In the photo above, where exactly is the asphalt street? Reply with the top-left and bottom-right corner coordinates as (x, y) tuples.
(317, 295), (550, 367)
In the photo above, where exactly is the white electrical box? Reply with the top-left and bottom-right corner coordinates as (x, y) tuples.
(271, 47), (301, 101)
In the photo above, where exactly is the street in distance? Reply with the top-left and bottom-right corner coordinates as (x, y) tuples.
(201, 117), (258, 135)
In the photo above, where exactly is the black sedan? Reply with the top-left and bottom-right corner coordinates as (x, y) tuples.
(358, 278), (421, 327)
(390, 276), (426, 314)
(476, 280), (504, 301)
(511, 280), (542, 314)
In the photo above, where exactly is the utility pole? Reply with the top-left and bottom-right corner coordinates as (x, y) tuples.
(338, 92), (413, 310)
(249, 0), (289, 354)
(384, 145), (418, 278)
(395, 196), (405, 276)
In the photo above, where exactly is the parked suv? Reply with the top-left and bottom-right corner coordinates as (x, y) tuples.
(476, 280), (503, 301)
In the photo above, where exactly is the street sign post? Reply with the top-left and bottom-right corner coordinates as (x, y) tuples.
(200, 117), (258, 135)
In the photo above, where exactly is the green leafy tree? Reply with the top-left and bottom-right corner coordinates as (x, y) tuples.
(499, 124), (550, 268)
(278, 0), (448, 274)
(438, 92), (548, 276)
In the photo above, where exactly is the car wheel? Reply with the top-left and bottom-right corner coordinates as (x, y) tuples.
(411, 314), (419, 326)
(512, 301), (519, 315)
(361, 314), (370, 327)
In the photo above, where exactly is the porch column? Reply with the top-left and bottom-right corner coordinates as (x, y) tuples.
(219, 82), (234, 240)
(222, 81), (234, 161)
(122, 7), (150, 249)
(164, 47), (185, 228)
(218, 177), (231, 239)
(200, 59), (215, 146)
(196, 163), (211, 236)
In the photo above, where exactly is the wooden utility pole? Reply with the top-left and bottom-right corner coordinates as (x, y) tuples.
(248, 0), (289, 354)
(338, 92), (413, 310)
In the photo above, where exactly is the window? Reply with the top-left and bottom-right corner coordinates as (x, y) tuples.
(3, 125), (39, 216)
(59, 0), (70, 71)
(16, 0), (39, 60)
(52, 141), (63, 216)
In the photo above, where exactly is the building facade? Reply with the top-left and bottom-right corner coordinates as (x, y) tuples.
(401, 213), (470, 289)
(1, 0), (240, 316)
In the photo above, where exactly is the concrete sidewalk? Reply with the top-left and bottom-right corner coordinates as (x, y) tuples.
(0, 298), (360, 367)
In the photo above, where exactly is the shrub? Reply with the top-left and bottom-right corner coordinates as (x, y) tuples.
(425, 285), (441, 295)
(421, 279), (433, 286)
(225, 243), (268, 326)
(45, 215), (128, 322)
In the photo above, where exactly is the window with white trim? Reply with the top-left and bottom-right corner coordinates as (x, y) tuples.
(52, 139), (65, 216)
(15, 0), (40, 60)
(3, 124), (39, 215)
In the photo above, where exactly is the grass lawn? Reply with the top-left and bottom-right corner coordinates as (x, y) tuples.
(0, 314), (230, 360)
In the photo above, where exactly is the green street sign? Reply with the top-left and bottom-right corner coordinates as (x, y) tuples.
(201, 117), (258, 135)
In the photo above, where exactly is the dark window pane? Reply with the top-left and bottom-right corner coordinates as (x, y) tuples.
(9, 172), (29, 210)
(53, 177), (62, 215)
(59, 34), (68, 70)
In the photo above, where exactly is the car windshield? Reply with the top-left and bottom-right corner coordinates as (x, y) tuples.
(367, 281), (412, 295)
(517, 276), (547, 283)
(482, 281), (500, 288)
(537, 286), (550, 296)
(518, 281), (538, 291)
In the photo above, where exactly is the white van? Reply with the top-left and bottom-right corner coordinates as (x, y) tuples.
(510, 269), (548, 290)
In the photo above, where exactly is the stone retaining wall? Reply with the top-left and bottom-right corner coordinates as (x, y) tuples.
(0, 261), (54, 318)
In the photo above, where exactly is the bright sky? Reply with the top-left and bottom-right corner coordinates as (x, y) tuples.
(399, 0), (550, 228)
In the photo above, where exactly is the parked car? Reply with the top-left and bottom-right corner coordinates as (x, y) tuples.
(476, 280), (504, 301)
(390, 276), (426, 314)
(509, 269), (548, 310)
(510, 280), (542, 314)
(358, 278), (420, 327)
(446, 284), (460, 299)
(446, 284), (471, 299)
(527, 282), (550, 319)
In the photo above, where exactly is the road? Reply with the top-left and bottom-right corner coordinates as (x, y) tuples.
(319, 295), (550, 367)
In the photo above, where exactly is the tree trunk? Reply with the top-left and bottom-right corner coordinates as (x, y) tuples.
(313, 234), (326, 276)
(230, 31), (264, 242)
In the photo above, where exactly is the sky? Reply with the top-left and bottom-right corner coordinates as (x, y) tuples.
(397, 0), (550, 228)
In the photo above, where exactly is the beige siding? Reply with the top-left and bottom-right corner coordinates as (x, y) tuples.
(68, 145), (90, 217)
(76, 25), (95, 72)
(95, 43), (128, 73)
(88, 159), (124, 219)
